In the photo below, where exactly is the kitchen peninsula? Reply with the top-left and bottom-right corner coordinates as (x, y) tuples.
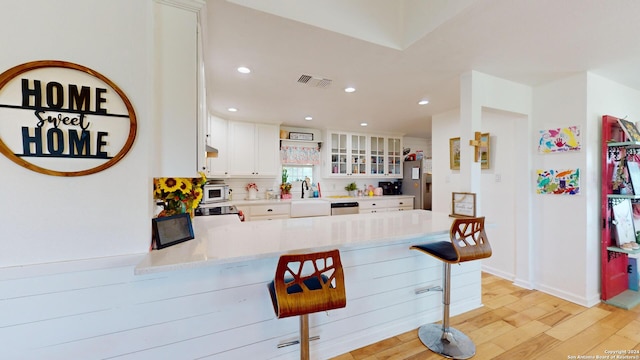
(134, 210), (483, 359)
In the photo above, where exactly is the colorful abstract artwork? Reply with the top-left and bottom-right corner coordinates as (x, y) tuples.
(538, 126), (581, 153)
(536, 169), (580, 195)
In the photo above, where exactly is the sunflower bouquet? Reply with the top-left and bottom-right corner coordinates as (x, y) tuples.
(153, 172), (207, 217)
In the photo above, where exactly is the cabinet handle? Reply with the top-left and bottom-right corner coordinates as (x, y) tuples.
(399, 202), (403, 205)
(372, 203), (377, 206)
(268, 209), (273, 212)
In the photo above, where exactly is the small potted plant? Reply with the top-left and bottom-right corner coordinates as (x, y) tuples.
(246, 182), (258, 199)
(280, 182), (292, 199)
(280, 168), (292, 199)
(345, 182), (358, 197)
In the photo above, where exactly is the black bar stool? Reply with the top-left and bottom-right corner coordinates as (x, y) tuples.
(268, 249), (347, 360)
(410, 217), (492, 359)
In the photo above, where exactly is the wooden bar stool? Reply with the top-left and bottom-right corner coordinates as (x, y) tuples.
(410, 217), (492, 359)
(268, 249), (346, 360)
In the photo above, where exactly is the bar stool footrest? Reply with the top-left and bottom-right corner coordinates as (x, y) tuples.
(417, 323), (476, 359)
(277, 335), (320, 348)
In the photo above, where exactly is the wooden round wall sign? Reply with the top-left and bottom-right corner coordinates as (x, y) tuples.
(0, 60), (137, 176)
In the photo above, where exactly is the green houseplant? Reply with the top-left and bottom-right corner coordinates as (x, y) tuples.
(280, 168), (292, 199)
(345, 182), (358, 197)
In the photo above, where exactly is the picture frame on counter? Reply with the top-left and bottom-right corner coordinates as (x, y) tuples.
(289, 132), (314, 141)
(152, 213), (194, 250)
(451, 192), (476, 217)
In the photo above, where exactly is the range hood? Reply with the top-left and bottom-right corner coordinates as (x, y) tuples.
(206, 145), (219, 158)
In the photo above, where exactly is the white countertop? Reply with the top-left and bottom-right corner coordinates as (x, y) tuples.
(135, 210), (453, 275)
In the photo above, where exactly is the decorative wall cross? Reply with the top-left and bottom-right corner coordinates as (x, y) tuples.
(469, 131), (488, 162)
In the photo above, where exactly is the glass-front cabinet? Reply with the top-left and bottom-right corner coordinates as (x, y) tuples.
(350, 134), (367, 175)
(329, 132), (348, 175)
(370, 136), (385, 175)
(387, 137), (402, 176)
(329, 132), (367, 176)
(328, 131), (403, 178)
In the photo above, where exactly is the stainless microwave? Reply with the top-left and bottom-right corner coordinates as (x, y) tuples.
(202, 184), (229, 203)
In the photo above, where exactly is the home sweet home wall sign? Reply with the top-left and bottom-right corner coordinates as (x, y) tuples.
(0, 60), (137, 176)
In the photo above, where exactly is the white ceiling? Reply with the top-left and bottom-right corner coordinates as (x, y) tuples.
(204, 0), (640, 139)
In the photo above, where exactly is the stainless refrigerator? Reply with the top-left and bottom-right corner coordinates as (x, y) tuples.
(402, 160), (432, 210)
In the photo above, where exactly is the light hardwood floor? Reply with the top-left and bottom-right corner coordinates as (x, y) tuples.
(332, 272), (640, 360)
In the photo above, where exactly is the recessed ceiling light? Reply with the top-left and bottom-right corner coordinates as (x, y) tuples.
(344, 87), (356, 93)
(227, 107), (238, 112)
(418, 99), (429, 105)
(305, 116), (313, 121)
(237, 66), (251, 74)
(360, 122), (368, 127)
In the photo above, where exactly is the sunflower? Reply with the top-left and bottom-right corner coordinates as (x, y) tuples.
(177, 178), (192, 195)
(153, 172), (208, 217)
(158, 177), (181, 193)
(192, 188), (203, 205)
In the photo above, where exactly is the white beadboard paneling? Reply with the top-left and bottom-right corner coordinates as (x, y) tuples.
(4, 236), (482, 359)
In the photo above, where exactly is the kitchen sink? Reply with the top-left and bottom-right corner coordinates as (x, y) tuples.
(290, 199), (331, 218)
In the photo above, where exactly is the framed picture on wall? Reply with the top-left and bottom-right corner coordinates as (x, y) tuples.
(449, 137), (460, 170)
(480, 133), (490, 169)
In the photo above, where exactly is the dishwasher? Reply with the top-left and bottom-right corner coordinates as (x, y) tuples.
(331, 202), (359, 215)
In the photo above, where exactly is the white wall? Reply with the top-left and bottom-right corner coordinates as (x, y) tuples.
(531, 74), (593, 304)
(403, 136), (430, 158)
(432, 107), (525, 281)
(434, 70), (640, 307)
(529, 72), (640, 306)
(0, 0), (154, 267)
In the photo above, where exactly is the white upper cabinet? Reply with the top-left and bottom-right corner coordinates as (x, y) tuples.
(327, 131), (367, 177)
(154, 2), (205, 177)
(327, 131), (402, 178)
(227, 121), (279, 177)
(369, 136), (385, 176)
(254, 123), (279, 176)
(206, 115), (229, 176)
(386, 137), (403, 177)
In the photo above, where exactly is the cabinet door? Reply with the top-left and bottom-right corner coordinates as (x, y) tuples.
(207, 116), (229, 176)
(155, 4), (198, 177)
(329, 132), (348, 175)
(350, 134), (367, 175)
(370, 136), (385, 176)
(228, 121), (256, 175)
(254, 123), (279, 176)
(386, 137), (402, 176)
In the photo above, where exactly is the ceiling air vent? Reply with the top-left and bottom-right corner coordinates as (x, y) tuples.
(297, 74), (332, 88)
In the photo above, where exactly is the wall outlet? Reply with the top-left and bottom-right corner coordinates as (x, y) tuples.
(495, 174), (501, 182)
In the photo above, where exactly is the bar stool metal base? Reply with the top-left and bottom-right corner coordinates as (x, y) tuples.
(417, 323), (476, 359)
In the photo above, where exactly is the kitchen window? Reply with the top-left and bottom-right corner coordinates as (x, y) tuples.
(283, 165), (313, 183)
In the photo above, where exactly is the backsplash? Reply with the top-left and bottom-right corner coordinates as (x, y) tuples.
(222, 177), (399, 200)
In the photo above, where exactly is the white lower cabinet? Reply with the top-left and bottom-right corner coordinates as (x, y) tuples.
(358, 197), (414, 214)
(246, 203), (290, 221)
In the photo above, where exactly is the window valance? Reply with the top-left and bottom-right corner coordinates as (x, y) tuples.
(280, 145), (321, 165)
